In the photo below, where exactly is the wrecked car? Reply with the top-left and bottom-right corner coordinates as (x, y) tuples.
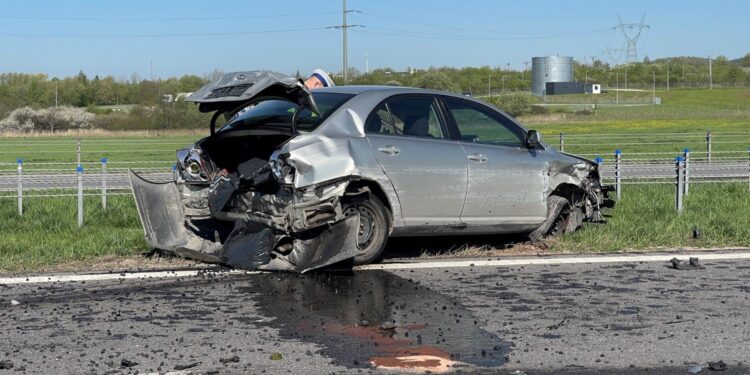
(130, 71), (614, 272)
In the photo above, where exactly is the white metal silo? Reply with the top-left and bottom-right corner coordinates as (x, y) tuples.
(531, 56), (574, 96)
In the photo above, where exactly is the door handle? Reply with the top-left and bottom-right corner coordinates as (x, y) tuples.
(378, 145), (401, 156)
(467, 153), (487, 163)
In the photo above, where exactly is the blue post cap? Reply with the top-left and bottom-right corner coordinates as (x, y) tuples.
(76, 165), (84, 173)
(594, 157), (604, 164)
(101, 157), (108, 163)
(16, 158), (22, 164)
(615, 149), (621, 155)
(683, 148), (690, 153)
(172, 164), (177, 171)
(675, 156), (684, 162)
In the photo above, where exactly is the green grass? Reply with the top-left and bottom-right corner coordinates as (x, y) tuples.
(0, 194), (147, 271)
(553, 183), (750, 252)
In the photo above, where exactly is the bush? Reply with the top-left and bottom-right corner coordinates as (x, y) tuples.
(0, 106), (94, 132)
(486, 94), (544, 117)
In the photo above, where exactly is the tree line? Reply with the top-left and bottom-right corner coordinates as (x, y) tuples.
(0, 54), (748, 131)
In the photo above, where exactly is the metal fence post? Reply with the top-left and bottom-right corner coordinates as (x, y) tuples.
(615, 149), (622, 200)
(17, 158), (23, 216)
(101, 158), (108, 210)
(706, 130), (712, 164)
(683, 148), (690, 195)
(559, 132), (565, 152)
(77, 164), (84, 228)
(675, 156), (684, 213)
(76, 138), (81, 165)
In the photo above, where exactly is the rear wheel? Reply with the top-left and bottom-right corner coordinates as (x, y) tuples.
(342, 194), (390, 265)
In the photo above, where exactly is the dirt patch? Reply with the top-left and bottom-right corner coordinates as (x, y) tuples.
(0, 253), (208, 276)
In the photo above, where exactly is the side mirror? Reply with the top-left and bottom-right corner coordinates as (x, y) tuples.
(526, 130), (541, 148)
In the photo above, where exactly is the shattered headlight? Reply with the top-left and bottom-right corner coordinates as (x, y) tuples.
(269, 150), (283, 178)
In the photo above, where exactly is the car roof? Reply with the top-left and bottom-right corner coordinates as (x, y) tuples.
(313, 85), (452, 96)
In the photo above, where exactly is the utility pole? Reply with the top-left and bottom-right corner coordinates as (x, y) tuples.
(52, 77), (58, 133)
(488, 70), (491, 97)
(666, 60), (670, 92)
(708, 56), (713, 90)
(365, 53), (369, 74)
(652, 71), (656, 105)
(343, 0), (348, 84)
(616, 72), (620, 104)
(334, 0), (360, 85)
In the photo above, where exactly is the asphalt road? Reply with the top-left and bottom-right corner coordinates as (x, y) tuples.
(2, 254), (749, 374)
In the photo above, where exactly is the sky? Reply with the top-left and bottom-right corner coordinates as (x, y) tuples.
(0, 0), (747, 79)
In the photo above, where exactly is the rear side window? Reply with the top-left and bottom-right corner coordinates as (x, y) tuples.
(444, 98), (525, 147)
(365, 96), (445, 139)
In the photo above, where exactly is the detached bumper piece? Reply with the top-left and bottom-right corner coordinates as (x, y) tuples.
(129, 170), (359, 273)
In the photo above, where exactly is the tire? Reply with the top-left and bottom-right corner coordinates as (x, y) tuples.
(529, 195), (577, 242)
(342, 193), (390, 265)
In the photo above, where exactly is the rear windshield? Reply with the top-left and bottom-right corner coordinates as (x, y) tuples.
(218, 92), (355, 133)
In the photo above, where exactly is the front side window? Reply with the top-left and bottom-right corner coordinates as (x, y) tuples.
(366, 97), (446, 139)
(444, 98), (525, 147)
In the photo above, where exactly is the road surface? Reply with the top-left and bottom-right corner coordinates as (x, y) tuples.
(2, 252), (749, 374)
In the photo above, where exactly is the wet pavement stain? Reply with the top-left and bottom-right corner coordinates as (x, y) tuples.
(242, 270), (510, 372)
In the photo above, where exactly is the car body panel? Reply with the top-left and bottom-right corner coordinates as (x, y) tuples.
(368, 134), (467, 225)
(459, 142), (548, 226)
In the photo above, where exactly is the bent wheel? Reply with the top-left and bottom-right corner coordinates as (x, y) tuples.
(342, 194), (390, 265)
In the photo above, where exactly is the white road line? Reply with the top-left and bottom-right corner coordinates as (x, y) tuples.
(357, 251), (750, 270)
(3, 251), (750, 285)
(0, 269), (255, 285)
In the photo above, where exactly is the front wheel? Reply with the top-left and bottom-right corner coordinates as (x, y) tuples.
(529, 195), (582, 242)
(342, 194), (390, 265)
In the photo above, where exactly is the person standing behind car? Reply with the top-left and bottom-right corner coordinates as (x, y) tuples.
(304, 69), (335, 89)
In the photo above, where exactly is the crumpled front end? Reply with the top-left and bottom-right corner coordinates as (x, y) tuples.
(547, 155), (615, 223)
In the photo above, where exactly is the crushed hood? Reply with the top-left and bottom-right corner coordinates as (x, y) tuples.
(187, 70), (318, 115)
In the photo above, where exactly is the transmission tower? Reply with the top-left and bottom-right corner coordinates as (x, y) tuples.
(616, 14), (649, 64)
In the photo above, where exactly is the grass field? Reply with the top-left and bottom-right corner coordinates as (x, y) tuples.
(1, 183), (748, 272)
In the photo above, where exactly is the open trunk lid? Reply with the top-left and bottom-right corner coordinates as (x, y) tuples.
(187, 70), (318, 116)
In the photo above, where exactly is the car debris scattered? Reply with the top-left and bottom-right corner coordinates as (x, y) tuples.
(130, 71), (613, 272)
(688, 365), (703, 374)
(219, 356), (240, 364)
(670, 257), (705, 270)
(708, 360), (727, 371)
(0, 360), (13, 370)
(120, 359), (138, 368)
(173, 362), (200, 370)
(9, 299), (19, 306)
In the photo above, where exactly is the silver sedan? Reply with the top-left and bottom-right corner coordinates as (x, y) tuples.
(130, 71), (613, 272)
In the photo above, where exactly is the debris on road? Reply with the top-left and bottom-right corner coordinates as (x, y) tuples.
(9, 299), (19, 306)
(670, 257), (705, 270)
(688, 365), (703, 373)
(219, 356), (240, 364)
(0, 360), (13, 370)
(269, 353), (283, 361)
(173, 362), (200, 370)
(708, 360), (727, 371)
(120, 359), (138, 368)
(546, 317), (568, 330)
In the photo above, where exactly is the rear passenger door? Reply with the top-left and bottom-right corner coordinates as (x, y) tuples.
(365, 95), (468, 226)
(442, 97), (548, 227)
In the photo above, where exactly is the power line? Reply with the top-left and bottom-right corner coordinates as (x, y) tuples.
(0, 27), (335, 39)
(354, 26), (612, 41)
(0, 11), (339, 22)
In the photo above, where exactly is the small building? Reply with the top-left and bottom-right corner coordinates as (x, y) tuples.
(545, 82), (601, 95)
